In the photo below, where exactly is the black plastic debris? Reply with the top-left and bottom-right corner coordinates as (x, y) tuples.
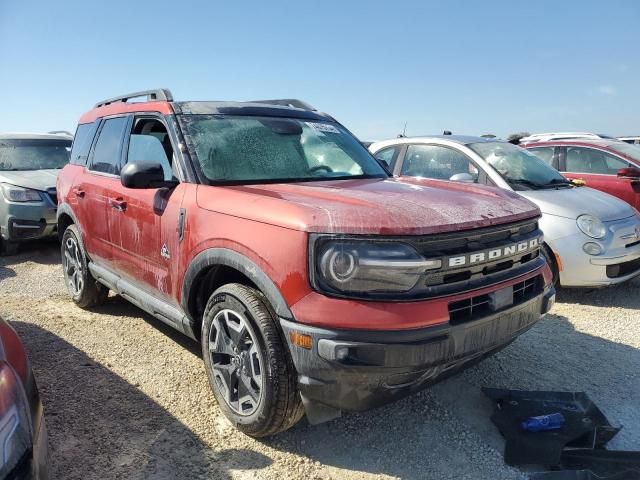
(482, 388), (640, 480)
(482, 388), (619, 466)
(530, 469), (640, 479)
(560, 449), (640, 478)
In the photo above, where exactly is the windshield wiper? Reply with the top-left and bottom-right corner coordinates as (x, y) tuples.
(506, 178), (546, 189)
(544, 178), (573, 188)
(507, 178), (573, 190)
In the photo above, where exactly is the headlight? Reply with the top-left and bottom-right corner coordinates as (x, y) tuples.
(0, 362), (31, 478)
(311, 238), (440, 295)
(0, 183), (42, 203)
(576, 214), (607, 239)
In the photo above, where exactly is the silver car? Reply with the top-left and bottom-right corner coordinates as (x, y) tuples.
(370, 136), (640, 287)
(0, 132), (72, 255)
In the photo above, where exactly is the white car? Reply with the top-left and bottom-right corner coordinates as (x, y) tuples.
(520, 132), (617, 144)
(370, 135), (640, 287)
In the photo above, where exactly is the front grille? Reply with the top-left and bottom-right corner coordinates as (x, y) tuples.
(606, 258), (640, 278)
(406, 219), (543, 292)
(448, 275), (543, 325)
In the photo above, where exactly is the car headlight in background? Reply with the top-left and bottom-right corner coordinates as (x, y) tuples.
(312, 237), (440, 295)
(0, 184), (42, 203)
(576, 214), (607, 239)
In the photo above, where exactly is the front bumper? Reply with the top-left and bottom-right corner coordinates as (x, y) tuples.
(281, 287), (555, 423)
(552, 216), (640, 287)
(0, 200), (57, 243)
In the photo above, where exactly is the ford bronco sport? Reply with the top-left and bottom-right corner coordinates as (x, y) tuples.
(57, 89), (555, 437)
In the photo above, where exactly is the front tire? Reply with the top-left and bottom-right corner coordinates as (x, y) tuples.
(61, 225), (108, 308)
(201, 283), (303, 437)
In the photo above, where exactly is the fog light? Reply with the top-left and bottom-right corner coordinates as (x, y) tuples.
(583, 242), (603, 255)
(335, 347), (350, 361)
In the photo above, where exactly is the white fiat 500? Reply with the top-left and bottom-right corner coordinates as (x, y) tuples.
(370, 136), (640, 287)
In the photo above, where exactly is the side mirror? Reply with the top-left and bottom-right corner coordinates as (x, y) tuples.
(617, 167), (640, 178)
(449, 172), (476, 183)
(121, 162), (176, 189)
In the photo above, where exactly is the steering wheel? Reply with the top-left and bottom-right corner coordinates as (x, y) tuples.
(309, 165), (334, 174)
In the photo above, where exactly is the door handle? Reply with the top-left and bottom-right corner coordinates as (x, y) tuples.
(110, 198), (127, 212)
(73, 188), (85, 198)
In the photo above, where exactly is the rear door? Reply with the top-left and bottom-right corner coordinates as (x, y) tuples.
(75, 116), (129, 265)
(558, 146), (639, 207)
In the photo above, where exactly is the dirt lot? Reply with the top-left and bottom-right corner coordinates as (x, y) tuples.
(1, 241), (639, 480)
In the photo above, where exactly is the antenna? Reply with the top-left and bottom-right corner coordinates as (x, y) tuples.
(398, 122), (407, 138)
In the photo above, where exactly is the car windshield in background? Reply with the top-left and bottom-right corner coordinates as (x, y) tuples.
(468, 142), (570, 190)
(0, 139), (72, 171)
(179, 115), (387, 183)
(610, 143), (640, 163)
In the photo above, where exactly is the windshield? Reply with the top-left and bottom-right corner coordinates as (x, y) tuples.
(179, 115), (387, 183)
(0, 139), (72, 171)
(469, 142), (569, 190)
(611, 143), (640, 163)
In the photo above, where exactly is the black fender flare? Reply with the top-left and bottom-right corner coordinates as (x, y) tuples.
(181, 247), (294, 322)
(56, 202), (79, 226)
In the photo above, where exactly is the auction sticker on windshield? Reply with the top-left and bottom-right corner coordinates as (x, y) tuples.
(306, 122), (340, 134)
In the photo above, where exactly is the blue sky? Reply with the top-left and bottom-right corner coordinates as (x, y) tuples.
(1, 0), (638, 140)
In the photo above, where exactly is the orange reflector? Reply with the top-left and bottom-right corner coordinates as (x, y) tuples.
(554, 252), (564, 272)
(289, 331), (313, 349)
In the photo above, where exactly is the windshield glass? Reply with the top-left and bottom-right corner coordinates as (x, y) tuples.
(468, 142), (569, 189)
(0, 139), (72, 171)
(179, 115), (387, 183)
(611, 143), (640, 162)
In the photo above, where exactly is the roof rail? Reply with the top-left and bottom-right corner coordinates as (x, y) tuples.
(250, 99), (316, 111)
(48, 130), (73, 136)
(94, 88), (173, 108)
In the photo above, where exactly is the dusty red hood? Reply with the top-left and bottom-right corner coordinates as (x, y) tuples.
(196, 178), (540, 235)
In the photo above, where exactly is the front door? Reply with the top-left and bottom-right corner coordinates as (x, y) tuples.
(107, 116), (184, 303)
(559, 146), (639, 208)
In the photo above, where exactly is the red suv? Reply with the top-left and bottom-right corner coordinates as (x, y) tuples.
(524, 139), (640, 210)
(57, 89), (554, 436)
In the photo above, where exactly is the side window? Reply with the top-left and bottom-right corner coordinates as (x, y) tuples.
(89, 117), (128, 175)
(528, 147), (554, 166)
(127, 118), (174, 181)
(401, 144), (478, 181)
(374, 146), (400, 169)
(565, 147), (630, 175)
(70, 122), (98, 166)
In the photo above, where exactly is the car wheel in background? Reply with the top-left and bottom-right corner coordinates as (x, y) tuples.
(201, 283), (304, 437)
(61, 224), (109, 308)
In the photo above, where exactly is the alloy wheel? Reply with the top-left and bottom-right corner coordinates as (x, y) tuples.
(63, 237), (84, 296)
(208, 309), (264, 415)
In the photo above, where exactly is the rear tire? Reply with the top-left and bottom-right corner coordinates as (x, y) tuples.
(201, 283), (303, 437)
(61, 225), (108, 308)
(541, 244), (559, 287)
(0, 238), (19, 256)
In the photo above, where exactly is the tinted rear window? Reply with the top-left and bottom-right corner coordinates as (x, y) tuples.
(89, 117), (128, 175)
(70, 122), (98, 165)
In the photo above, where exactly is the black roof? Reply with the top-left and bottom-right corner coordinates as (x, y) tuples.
(172, 101), (335, 122)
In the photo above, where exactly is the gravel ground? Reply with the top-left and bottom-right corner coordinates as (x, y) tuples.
(0, 240), (639, 479)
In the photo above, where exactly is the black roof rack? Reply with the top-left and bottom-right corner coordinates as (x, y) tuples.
(94, 88), (173, 108)
(250, 99), (316, 111)
(48, 130), (73, 136)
